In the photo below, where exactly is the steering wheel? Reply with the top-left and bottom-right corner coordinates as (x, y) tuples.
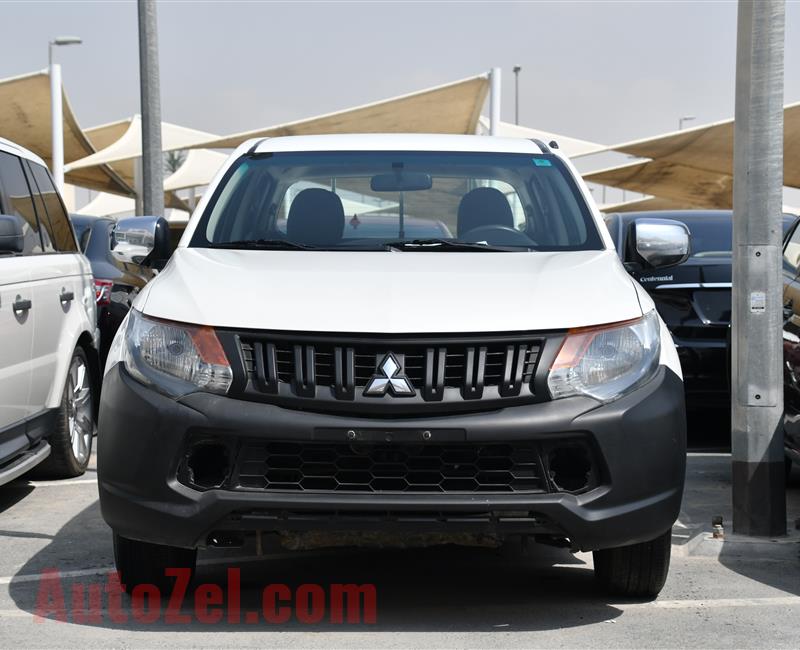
(459, 225), (536, 247)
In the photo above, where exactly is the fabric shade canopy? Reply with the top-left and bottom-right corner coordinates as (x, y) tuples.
(586, 158), (735, 208)
(78, 191), (190, 222)
(598, 196), (689, 213)
(84, 118), (136, 151)
(190, 74), (490, 150)
(65, 115), (218, 190)
(476, 116), (605, 159)
(599, 195), (800, 215)
(163, 148), (228, 192)
(585, 102), (800, 208)
(0, 70), (131, 194)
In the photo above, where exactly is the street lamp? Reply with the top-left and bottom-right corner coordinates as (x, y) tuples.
(49, 36), (82, 191)
(678, 115), (696, 131)
(513, 65), (522, 125)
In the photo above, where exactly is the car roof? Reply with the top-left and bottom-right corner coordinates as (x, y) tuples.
(0, 137), (47, 167)
(250, 133), (551, 156)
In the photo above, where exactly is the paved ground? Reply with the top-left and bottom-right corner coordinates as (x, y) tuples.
(0, 443), (798, 648)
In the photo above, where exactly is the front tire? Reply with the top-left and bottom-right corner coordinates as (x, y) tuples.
(113, 533), (197, 593)
(593, 529), (672, 599)
(33, 346), (94, 479)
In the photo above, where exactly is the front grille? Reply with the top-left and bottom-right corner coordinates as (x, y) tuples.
(233, 441), (547, 494)
(232, 332), (548, 411)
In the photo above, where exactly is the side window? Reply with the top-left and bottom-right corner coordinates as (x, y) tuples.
(783, 224), (800, 275)
(28, 162), (78, 253)
(22, 163), (56, 252)
(0, 151), (44, 254)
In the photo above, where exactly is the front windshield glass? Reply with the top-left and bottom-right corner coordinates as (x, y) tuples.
(190, 151), (603, 252)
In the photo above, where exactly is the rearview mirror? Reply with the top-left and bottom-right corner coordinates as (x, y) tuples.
(370, 171), (432, 192)
(0, 214), (24, 253)
(111, 216), (171, 268)
(632, 218), (690, 269)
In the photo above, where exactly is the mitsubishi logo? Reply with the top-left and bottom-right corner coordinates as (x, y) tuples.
(364, 353), (415, 397)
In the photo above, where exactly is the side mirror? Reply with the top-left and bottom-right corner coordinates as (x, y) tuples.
(0, 214), (24, 253)
(111, 216), (171, 268)
(631, 218), (690, 269)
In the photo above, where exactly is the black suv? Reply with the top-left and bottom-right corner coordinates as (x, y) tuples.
(605, 210), (799, 410)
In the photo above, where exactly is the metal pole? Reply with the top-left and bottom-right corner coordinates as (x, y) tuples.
(489, 67), (501, 136)
(133, 157), (143, 216)
(49, 61), (64, 190)
(138, 0), (164, 218)
(513, 65), (521, 125)
(731, 0), (786, 536)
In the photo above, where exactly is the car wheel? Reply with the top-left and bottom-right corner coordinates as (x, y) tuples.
(33, 346), (95, 479)
(593, 529), (672, 599)
(113, 532), (197, 593)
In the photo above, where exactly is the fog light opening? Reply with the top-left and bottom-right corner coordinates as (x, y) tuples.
(548, 445), (591, 493)
(186, 442), (230, 489)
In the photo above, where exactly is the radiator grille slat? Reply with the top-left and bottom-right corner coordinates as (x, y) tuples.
(237, 333), (546, 410)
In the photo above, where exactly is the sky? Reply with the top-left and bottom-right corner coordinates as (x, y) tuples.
(1, 0), (799, 205)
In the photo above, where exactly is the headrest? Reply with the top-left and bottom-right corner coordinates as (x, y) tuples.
(457, 186), (515, 237)
(286, 188), (345, 246)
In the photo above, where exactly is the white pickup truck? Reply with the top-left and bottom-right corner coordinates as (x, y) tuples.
(98, 134), (688, 598)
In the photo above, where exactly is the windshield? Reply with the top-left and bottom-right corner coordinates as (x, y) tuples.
(190, 151), (603, 252)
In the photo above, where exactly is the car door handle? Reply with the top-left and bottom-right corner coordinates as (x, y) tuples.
(13, 296), (32, 312)
(60, 289), (75, 303)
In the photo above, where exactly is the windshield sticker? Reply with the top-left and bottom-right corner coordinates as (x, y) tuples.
(532, 158), (552, 167)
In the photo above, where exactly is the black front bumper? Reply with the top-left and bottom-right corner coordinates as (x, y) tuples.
(97, 364), (686, 552)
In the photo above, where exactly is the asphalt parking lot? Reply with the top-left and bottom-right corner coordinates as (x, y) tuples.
(1, 435), (798, 648)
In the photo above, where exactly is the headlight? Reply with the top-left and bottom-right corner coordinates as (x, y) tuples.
(108, 309), (232, 397)
(547, 310), (661, 403)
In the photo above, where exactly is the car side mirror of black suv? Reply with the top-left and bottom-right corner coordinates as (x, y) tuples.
(111, 216), (172, 269)
(0, 214), (24, 254)
(628, 218), (690, 270)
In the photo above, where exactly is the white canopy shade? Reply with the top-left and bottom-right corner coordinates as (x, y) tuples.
(78, 192), (136, 217)
(586, 101), (800, 209)
(476, 117), (605, 158)
(163, 149), (228, 192)
(189, 74), (490, 150)
(65, 115), (218, 186)
(78, 191), (189, 222)
(0, 70), (130, 194)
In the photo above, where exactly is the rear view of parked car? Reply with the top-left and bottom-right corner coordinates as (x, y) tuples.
(70, 214), (155, 366)
(0, 138), (99, 485)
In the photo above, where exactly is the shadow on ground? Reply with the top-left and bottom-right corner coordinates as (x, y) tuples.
(8, 499), (627, 632)
(686, 456), (800, 597)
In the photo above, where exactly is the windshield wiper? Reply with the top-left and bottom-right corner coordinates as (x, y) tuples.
(383, 238), (516, 252)
(212, 239), (316, 251)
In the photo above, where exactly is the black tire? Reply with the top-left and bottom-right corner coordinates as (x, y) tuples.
(593, 529), (672, 599)
(32, 346), (94, 479)
(113, 533), (197, 593)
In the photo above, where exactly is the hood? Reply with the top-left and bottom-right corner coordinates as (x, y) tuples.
(137, 248), (642, 333)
